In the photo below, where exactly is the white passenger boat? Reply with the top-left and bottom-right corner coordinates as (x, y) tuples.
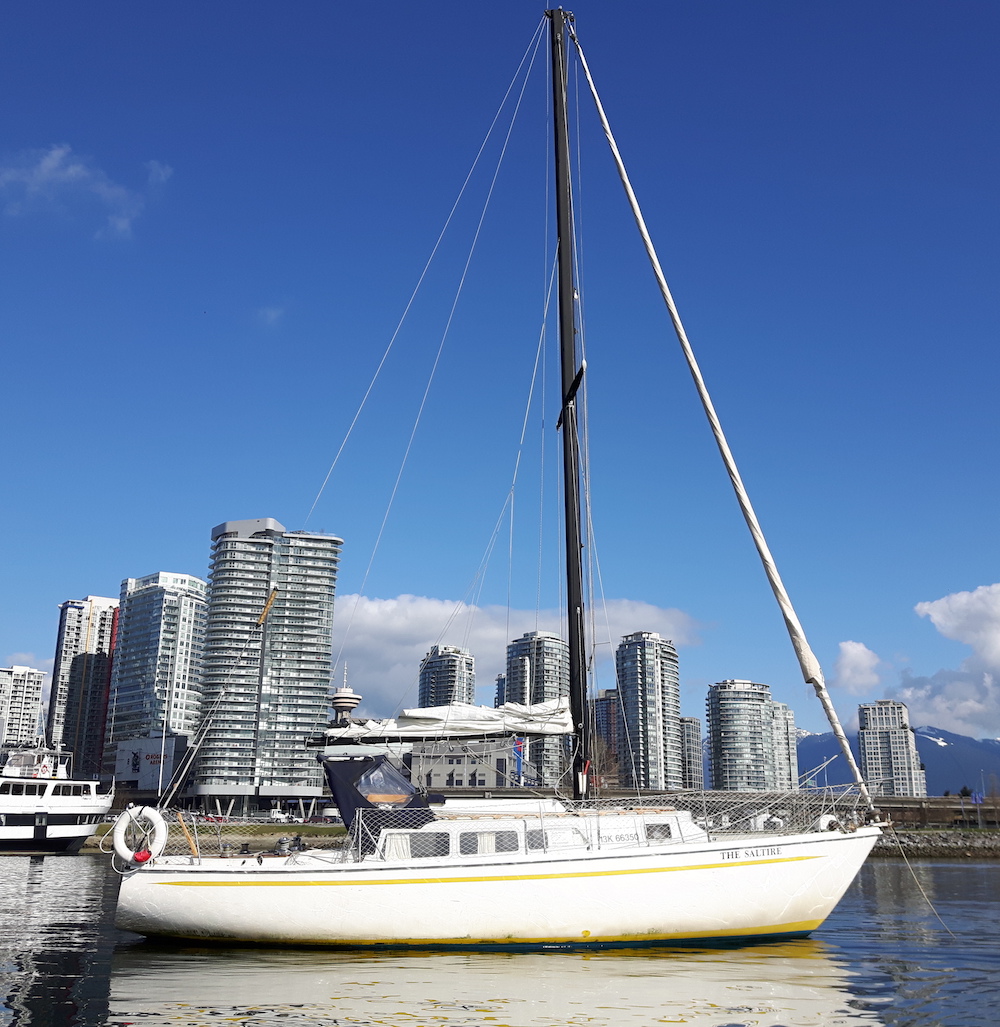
(112, 10), (882, 946)
(0, 747), (113, 854)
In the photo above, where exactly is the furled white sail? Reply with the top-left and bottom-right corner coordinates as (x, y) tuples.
(322, 698), (573, 741)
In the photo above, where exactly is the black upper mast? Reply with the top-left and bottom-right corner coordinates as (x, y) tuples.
(547, 9), (589, 801)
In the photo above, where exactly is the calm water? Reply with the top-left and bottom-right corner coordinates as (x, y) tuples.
(1, 856), (997, 1026)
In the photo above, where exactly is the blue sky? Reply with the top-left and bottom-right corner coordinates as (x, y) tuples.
(2, 2), (998, 736)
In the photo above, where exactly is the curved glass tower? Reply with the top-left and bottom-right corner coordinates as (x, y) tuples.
(191, 518), (342, 814)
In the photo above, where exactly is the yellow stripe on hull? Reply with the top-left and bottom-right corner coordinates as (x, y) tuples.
(163, 853), (818, 888)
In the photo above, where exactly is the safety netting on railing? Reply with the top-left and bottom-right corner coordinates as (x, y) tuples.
(114, 811), (350, 861)
(332, 786), (868, 863)
(567, 786), (868, 837)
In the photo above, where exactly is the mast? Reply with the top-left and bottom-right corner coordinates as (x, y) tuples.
(547, 8), (589, 801)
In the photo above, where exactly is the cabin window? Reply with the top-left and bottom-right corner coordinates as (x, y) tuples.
(0, 782), (42, 797)
(647, 822), (673, 841)
(410, 832), (450, 858)
(459, 831), (519, 856)
(545, 827), (589, 850)
(381, 831), (451, 860)
(526, 829), (546, 851)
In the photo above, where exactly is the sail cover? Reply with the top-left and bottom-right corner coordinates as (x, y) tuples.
(323, 698), (573, 741)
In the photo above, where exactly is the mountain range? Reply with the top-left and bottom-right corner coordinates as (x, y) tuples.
(796, 726), (1000, 797)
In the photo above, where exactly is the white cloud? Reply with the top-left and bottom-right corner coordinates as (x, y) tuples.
(915, 583), (1000, 667)
(145, 160), (173, 187)
(891, 668), (998, 736)
(831, 640), (882, 695)
(257, 306), (285, 326)
(0, 144), (172, 237)
(886, 583), (1000, 736)
(331, 594), (700, 718)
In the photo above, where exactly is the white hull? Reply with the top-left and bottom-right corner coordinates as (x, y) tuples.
(0, 821), (107, 854)
(0, 788), (113, 854)
(116, 823), (879, 947)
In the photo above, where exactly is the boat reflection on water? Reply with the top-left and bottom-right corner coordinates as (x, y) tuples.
(0, 855), (117, 1024)
(109, 939), (883, 1026)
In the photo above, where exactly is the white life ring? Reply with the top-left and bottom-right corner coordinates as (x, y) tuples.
(112, 806), (168, 865)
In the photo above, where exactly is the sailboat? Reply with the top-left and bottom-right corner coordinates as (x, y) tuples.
(112, 10), (882, 947)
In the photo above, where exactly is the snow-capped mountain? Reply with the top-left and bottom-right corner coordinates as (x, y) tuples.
(797, 726), (1000, 796)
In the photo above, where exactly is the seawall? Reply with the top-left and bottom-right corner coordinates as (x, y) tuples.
(872, 829), (1000, 858)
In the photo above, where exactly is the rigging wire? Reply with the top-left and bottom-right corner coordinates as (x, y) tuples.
(330, 25), (547, 693)
(303, 17), (548, 529)
(439, 255), (559, 664)
(887, 824), (956, 937)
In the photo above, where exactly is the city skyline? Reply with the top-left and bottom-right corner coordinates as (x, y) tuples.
(3, 4), (1000, 741)
(1, 592), (976, 800)
(7, 558), (1000, 751)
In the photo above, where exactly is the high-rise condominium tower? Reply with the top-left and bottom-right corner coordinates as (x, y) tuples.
(592, 688), (624, 788)
(105, 573), (208, 782)
(770, 701), (799, 790)
(706, 680), (798, 791)
(418, 645), (475, 707)
(857, 700), (926, 797)
(0, 666), (45, 750)
(679, 716), (704, 790)
(48, 595), (119, 776)
(504, 631), (569, 786)
(190, 518), (342, 813)
(614, 631), (681, 790)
